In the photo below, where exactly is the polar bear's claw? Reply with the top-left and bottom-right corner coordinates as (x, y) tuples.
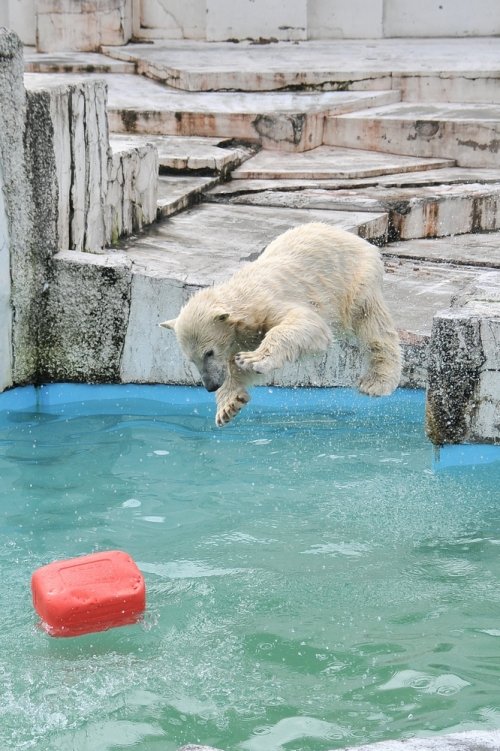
(235, 351), (274, 374)
(215, 390), (250, 426)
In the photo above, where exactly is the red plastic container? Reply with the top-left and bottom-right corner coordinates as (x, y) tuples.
(31, 550), (146, 637)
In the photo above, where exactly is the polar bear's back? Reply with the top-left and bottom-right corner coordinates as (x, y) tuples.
(260, 222), (378, 267)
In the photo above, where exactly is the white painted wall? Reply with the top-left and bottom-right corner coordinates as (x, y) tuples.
(2, 0), (36, 46)
(384, 0), (500, 37)
(206, 0), (307, 41)
(2, 0), (498, 47)
(0, 165), (13, 392)
(139, 0), (206, 39)
(308, 0), (384, 38)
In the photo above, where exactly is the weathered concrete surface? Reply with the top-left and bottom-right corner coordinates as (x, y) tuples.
(426, 272), (500, 445)
(176, 730), (500, 751)
(0, 162), (12, 391)
(0, 30), (37, 388)
(109, 134), (255, 173)
(107, 139), (159, 242)
(24, 71), (400, 152)
(24, 50), (136, 74)
(105, 79), (401, 152)
(325, 103), (500, 168)
(23, 75), (159, 251)
(22, 71), (399, 151)
(36, 0), (133, 53)
(24, 76), (110, 252)
(385, 233), (500, 269)
(231, 146), (455, 180)
(157, 174), (221, 219)
(101, 38), (500, 101)
(210, 183), (500, 240)
(335, 730), (500, 751)
(211, 168), (500, 196)
(41, 251), (132, 382)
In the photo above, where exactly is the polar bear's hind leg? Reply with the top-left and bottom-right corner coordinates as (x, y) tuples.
(353, 296), (402, 397)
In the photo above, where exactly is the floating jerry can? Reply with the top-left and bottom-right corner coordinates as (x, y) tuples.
(31, 550), (146, 637)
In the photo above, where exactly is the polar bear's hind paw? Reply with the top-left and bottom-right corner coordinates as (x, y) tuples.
(358, 373), (398, 397)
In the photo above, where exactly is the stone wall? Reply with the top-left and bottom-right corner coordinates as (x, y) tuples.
(23, 77), (158, 252)
(0, 29), (36, 388)
(36, 0), (133, 52)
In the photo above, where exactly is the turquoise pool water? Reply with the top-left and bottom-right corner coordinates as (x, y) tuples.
(0, 384), (499, 751)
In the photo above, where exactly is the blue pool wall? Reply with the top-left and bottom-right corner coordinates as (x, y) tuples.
(0, 383), (499, 470)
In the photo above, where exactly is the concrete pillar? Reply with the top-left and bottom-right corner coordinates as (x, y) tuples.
(0, 30), (31, 390)
(36, 0), (133, 52)
(426, 273), (500, 445)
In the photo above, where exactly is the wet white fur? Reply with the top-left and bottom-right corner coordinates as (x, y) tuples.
(161, 222), (402, 426)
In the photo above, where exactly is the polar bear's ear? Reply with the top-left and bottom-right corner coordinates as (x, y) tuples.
(159, 318), (177, 330)
(213, 312), (231, 322)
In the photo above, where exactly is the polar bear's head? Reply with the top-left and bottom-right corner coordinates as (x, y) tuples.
(160, 290), (237, 392)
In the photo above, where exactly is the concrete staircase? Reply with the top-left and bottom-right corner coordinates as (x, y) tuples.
(22, 38), (500, 444)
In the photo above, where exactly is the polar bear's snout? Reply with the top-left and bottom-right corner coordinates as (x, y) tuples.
(202, 374), (222, 393)
(199, 351), (226, 393)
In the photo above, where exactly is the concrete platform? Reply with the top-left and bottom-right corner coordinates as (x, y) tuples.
(101, 38), (500, 102)
(121, 202), (390, 284)
(230, 145), (454, 180)
(109, 134), (254, 173)
(384, 233), (500, 269)
(24, 71), (401, 151)
(325, 102), (500, 167)
(208, 182), (500, 239)
(23, 49), (136, 74)
(157, 174), (221, 218)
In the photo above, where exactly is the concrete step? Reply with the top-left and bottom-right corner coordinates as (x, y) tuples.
(122, 203), (390, 273)
(209, 167), (500, 197)
(383, 233), (500, 269)
(324, 102), (500, 167)
(24, 50), (136, 74)
(101, 38), (500, 102)
(230, 145), (454, 180)
(207, 182), (500, 240)
(157, 174), (221, 219)
(108, 80), (401, 153)
(109, 134), (255, 174)
(24, 71), (400, 152)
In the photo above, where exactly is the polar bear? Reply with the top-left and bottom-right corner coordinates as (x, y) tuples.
(160, 222), (402, 426)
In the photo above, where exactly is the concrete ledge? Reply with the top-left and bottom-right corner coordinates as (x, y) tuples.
(426, 272), (500, 445)
(177, 730), (500, 751)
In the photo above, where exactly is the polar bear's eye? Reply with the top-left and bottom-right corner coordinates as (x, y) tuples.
(205, 350), (214, 358)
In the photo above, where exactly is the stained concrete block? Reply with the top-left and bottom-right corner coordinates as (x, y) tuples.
(120, 271), (199, 385)
(0, 164), (12, 391)
(42, 250), (132, 382)
(24, 77), (109, 252)
(0, 29), (36, 387)
(36, 0), (133, 53)
(325, 103), (500, 168)
(426, 273), (500, 445)
(107, 140), (159, 242)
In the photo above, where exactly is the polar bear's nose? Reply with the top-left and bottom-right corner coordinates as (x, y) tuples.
(202, 376), (221, 392)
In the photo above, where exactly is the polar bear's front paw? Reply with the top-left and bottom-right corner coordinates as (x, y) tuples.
(235, 351), (275, 374)
(358, 373), (397, 397)
(215, 390), (250, 427)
